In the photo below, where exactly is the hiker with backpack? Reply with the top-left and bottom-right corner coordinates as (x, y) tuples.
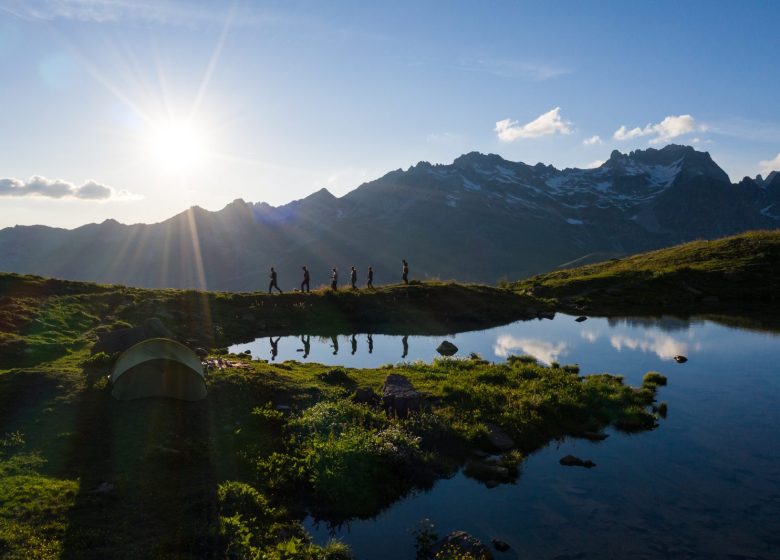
(269, 267), (282, 294)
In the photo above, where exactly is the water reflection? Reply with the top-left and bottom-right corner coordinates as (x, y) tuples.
(609, 331), (701, 360)
(493, 335), (568, 364)
(269, 336), (280, 361)
(290, 315), (780, 560)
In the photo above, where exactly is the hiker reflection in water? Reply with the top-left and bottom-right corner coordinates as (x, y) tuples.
(402, 259), (409, 284)
(367, 334), (374, 354)
(351, 334), (357, 355)
(401, 335), (409, 359)
(301, 335), (310, 359)
(269, 336), (281, 361)
(331, 335), (339, 355)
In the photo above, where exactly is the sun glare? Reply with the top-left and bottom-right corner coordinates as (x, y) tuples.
(147, 121), (207, 173)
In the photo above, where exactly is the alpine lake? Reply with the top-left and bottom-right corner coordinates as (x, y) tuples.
(230, 313), (780, 559)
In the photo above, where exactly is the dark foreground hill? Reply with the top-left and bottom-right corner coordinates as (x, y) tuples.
(1, 144), (778, 290)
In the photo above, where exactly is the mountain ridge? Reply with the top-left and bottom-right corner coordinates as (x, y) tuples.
(1, 144), (778, 290)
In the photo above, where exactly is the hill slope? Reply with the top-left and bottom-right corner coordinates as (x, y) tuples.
(515, 230), (780, 314)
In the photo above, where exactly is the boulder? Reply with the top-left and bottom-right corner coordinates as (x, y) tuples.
(381, 374), (421, 417)
(431, 531), (493, 560)
(575, 316), (588, 322)
(673, 355), (688, 363)
(559, 454), (596, 468)
(194, 347), (208, 359)
(484, 422), (515, 451)
(436, 340), (459, 356)
(491, 539), (510, 552)
(352, 387), (379, 405)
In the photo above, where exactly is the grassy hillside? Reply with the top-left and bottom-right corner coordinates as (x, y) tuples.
(515, 230), (780, 315)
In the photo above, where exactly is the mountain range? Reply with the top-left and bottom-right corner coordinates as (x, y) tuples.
(1, 144), (778, 290)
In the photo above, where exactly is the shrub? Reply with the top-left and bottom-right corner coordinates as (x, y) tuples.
(642, 372), (668, 386)
(81, 351), (114, 367)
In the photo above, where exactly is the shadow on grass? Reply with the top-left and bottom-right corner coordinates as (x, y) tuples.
(60, 380), (223, 559)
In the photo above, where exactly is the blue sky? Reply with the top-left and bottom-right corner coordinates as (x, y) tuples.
(1, 0), (779, 228)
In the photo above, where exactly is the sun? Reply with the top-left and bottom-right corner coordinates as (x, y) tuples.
(147, 120), (208, 173)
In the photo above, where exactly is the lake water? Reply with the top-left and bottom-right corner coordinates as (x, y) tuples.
(231, 315), (780, 559)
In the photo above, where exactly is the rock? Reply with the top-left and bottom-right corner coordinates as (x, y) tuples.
(673, 355), (688, 363)
(243, 349), (252, 355)
(559, 454), (596, 468)
(464, 460), (511, 482)
(491, 539), (510, 552)
(194, 347), (208, 358)
(485, 422), (515, 451)
(352, 387), (379, 405)
(381, 374), (422, 418)
(436, 340), (459, 356)
(432, 531), (493, 560)
(575, 316), (588, 322)
(537, 310), (556, 320)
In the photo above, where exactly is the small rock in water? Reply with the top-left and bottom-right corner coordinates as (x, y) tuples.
(537, 310), (556, 320)
(491, 539), (511, 552)
(484, 422), (516, 451)
(559, 454), (596, 468)
(575, 316), (588, 322)
(436, 340), (458, 356)
(673, 355), (688, 363)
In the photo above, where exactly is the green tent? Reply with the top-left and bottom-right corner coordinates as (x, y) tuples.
(111, 338), (207, 401)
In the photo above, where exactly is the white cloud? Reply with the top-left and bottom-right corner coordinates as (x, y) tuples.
(495, 107), (572, 142)
(583, 135), (602, 146)
(493, 335), (568, 364)
(759, 153), (780, 176)
(0, 175), (138, 201)
(580, 330), (599, 343)
(613, 114), (701, 145)
(610, 332), (701, 360)
(584, 160), (604, 169)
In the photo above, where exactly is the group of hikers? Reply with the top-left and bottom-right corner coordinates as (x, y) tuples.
(268, 259), (409, 294)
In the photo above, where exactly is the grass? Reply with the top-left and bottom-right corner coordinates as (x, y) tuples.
(513, 230), (780, 315)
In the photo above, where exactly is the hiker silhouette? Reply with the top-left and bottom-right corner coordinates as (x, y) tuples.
(367, 266), (374, 289)
(350, 267), (357, 290)
(402, 259), (409, 284)
(301, 266), (310, 293)
(269, 267), (282, 294)
(331, 268), (338, 291)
